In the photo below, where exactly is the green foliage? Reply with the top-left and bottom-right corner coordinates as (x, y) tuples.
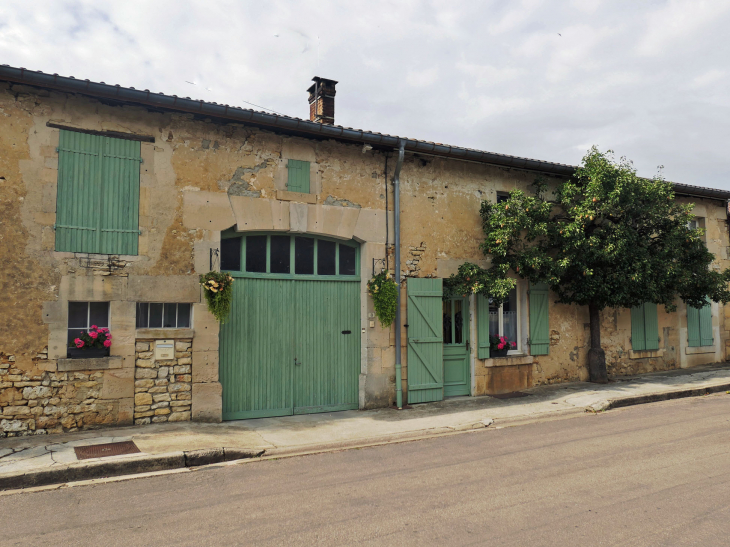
(200, 271), (234, 323)
(367, 271), (398, 328)
(449, 146), (730, 311)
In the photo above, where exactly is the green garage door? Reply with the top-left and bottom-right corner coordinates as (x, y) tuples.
(219, 233), (360, 420)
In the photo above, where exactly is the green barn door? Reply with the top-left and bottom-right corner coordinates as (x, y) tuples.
(293, 280), (360, 414)
(220, 278), (294, 420)
(406, 278), (444, 404)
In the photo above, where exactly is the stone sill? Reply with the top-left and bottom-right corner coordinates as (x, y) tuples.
(57, 356), (123, 372)
(628, 348), (665, 360)
(483, 355), (534, 368)
(52, 251), (143, 261)
(685, 346), (716, 355)
(136, 328), (195, 339)
(276, 190), (317, 204)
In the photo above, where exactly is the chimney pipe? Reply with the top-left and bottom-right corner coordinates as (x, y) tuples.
(307, 76), (338, 125)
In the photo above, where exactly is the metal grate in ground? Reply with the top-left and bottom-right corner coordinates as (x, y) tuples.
(74, 441), (140, 460)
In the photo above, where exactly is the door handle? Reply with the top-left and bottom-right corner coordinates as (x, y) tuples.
(294, 358), (301, 366)
(466, 340), (470, 352)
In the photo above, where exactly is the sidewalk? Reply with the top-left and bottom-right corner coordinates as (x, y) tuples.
(2, 363), (730, 491)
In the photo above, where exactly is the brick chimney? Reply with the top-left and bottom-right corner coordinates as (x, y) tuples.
(307, 77), (338, 125)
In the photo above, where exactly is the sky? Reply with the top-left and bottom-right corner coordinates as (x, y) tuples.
(1, 0), (729, 188)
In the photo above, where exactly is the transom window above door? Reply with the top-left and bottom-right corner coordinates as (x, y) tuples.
(489, 287), (520, 353)
(221, 233), (359, 278)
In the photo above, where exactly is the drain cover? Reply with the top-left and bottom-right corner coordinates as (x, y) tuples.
(491, 391), (529, 399)
(74, 441), (140, 460)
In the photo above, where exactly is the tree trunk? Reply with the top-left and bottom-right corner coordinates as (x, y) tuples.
(588, 303), (608, 383)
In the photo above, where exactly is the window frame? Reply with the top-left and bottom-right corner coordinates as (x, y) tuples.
(136, 303), (193, 329)
(488, 285), (522, 354)
(220, 231), (360, 281)
(68, 301), (110, 346)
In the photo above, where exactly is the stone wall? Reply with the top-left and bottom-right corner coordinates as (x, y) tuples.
(133, 340), (193, 424)
(0, 352), (130, 438)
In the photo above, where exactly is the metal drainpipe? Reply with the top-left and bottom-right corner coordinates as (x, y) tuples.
(393, 140), (406, 409)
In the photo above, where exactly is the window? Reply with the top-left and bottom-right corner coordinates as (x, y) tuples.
(630, 302), (659, 351)
(489, 287), (520, 353)
(136, 303), (192, 329)
(687, 217), (706, 242)
(687, 300), (713, 347)
(496, 192), (510, 204)
(68, 302), (109, 346)
(55, 129), (142, 255)
(287, 159), (310, 193)
(220, 237), (241, 270)
(221, 234), (358, 277)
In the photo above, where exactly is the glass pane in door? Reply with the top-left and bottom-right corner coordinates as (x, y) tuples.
(454, 300), (463, 344)
(443, 300), (452, 344)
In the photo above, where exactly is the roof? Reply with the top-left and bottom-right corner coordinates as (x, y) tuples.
(1, 64), (728, 202)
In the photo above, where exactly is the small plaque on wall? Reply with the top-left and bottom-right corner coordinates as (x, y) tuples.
(154, 339), (175, 360)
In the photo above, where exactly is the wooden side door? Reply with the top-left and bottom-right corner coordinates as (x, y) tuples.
(406, 278), (444, 404)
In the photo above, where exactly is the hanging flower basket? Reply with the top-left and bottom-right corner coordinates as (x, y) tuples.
(200, 271), (234, 323)
(367, 271), (398, 328)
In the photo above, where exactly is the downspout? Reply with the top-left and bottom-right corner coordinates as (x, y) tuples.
(393, 140), (406, 409)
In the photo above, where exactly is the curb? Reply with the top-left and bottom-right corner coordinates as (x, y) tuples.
(0, 447), (264, 492)
(588, 382), (730, 412)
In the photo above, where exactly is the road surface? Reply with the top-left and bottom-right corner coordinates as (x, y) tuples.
(2, 394), (729, 546)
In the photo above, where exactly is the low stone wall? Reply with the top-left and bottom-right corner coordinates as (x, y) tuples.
(1, 353), (128, 438)
(133, 340), (193, 424)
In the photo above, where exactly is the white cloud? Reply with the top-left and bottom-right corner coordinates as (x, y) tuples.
(1, 1), (729, 189)
(637, 0), (730, 56)
(406, 67), (439, 88)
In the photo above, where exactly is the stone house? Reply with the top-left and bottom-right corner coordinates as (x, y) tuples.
(1, 65), (729, 436)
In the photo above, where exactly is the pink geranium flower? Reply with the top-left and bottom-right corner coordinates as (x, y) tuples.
(74, 338), (84, 348)
(90, 325), (98, 331)
(103, 339), (112, 348)
(88, 331), (98, 339)
(99, 328), (109, 333)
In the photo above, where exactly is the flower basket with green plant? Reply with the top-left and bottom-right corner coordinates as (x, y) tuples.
(200, 271), (234, 323)
(68, 326), (112, 358)
(489, 335), (516, 357)
(367, 271), (398, 328)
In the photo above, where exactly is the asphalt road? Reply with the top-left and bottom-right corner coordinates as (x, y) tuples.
(2, 394), (730, 547)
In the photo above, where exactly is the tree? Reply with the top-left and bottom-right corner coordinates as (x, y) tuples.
(447, 147), (730, 382)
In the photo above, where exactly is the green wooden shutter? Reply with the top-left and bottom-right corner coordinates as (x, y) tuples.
(99, 136), (141, 255)
(529, 283), (550, 355)
(643, 302), (659, 350)
(56, 130), (103, 253)
(406, 278), (444, 404)
(687, 304), (701, 347)
(287, 159), (310, 193)
(476, 294), (490, 359)
(56, 129), (141, 255)
(699, 301), (713, 346)
(630, 304), (646, 351)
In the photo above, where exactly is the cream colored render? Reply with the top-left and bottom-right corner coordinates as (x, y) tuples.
(1, 82), (729, 438)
